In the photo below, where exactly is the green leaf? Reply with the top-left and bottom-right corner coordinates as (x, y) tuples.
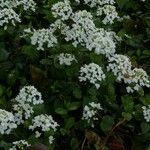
(73, 86), (82, 99)
(107, 84), (116, 102)
(122, 112), (132, 121)
(65, 117), (75, 129)
(122, 95), (134, 113)
(70, 138), (79, 150)
(55, 108), (68, 115)
(141, 122), (150, 134)
(0, 85), (3, 97)
(0, 141), (11, 150)
(0, 49), (9, 62)
(66, 102), (81, 111)
(22, 45), (38, 59)
(143, 50), (150, 56)
(100, 116), (114, 132)
(141, 95), (150, 105)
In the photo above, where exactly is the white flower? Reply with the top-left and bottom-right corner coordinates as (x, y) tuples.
(15, 86), (43, 105)
(12, 86), (43, 125)
(82, 102), (103, 127)
(51, 0), (72, 20)
(97, 5), (119, 24)
(0, 0), (36, 29)
(142, 105), (150, 122)
(107, 54), (150, 93)
(0, 8), (21, 29)
(25, 28), (57, 51)
(57, 53), (77, 66)
(35, 131), (41, 138)
(107, 54), (132, 82)
(83, 0), (115, 8)
(79, 63), (105, 89)
(0, 109), (17, 134)
(59, 9), (120, 56)
(29, 114), (59, 137)
(19, 0), (36, 11)
(9, 140), (30, 150)
(49, 136), (55, 144)
(126, 68), (150, 93)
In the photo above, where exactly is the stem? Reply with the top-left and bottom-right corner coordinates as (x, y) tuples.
(100, 118), (126, 150)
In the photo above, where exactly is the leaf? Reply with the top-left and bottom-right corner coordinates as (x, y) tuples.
(141, 122), (150, 134)
(0, 141), (11, 150)
(141, 95), (150, 105)
(143, 50), (150, 56)
(122, 112), (132, 121)
(66, 102), (81, 111)
(22, 45), (38, 59)
(70, 138), (79, 150)
(0, 85), (3, 97)
(100, 116), (114, 132)
(55, 107), (68, 115)
(65, 117), (75, 129)
(73, 86), (82, 99)
(0, 48), (9, 61)
(107, 84), (116, 102)
(122, 95), (134, 113)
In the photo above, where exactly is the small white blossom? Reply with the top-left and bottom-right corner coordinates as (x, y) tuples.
(107, 54), (132, 82)
(25, 28), (57, 50)
(0, 109), (17, 134)
(49, 136), (55, 144)
(29, 114), (59, 137)
(79, 63), (105, 89)
(97, 5), (119, 24)
(12, 86), (43, 125)
(0, 0), (36, 29)
(35, 131), (41, 138)
(9, 140), (30, 150)
(107, 54), (150, 93)
(51, 0), (72, 20)
(83, 0), (115, 8)
(82, 102), (103, 127)
(57, 53), (77, 66)
(142, 105), (150, 122)
(126, 68), (150, 93)
(0, 8), (21, 29)
(19, 0), (36, 11)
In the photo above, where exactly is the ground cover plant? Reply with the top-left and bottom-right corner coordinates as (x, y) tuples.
(0, 0), (150, 149)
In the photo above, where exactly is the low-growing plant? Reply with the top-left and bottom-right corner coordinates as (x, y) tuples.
(0, 0), (150, 150)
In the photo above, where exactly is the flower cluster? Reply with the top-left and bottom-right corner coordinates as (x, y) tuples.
(0, 109), (17, 134)
(79, 63), (105, 89)
(12, 86), (43, 125)
(19, 0), (36, 11)
(87, 28), (120, 56)
(126, 68), (150, 93)
(142, 105), (150, 122)
(107, 54), (150, 93)
(0, 8), (21, 29)
(57, 53), (77, 66)
(51, 0), (72, 20)
(97, 5), (119, 24)
(107, 54), (132, 82)
(63, 10), (96, 47)
(29, 114), (59, 144)
(59, 9), (119, 56)
(82, 102), (103, 127)
(82, 0), (119, 24)
(24, 28), (57, 50)
(0, 0), (36, 29)
(83, 0), (115, 7)
(9, 140), (30, 150)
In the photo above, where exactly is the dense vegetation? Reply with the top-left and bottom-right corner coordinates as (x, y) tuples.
(0, 0), (150, 150)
